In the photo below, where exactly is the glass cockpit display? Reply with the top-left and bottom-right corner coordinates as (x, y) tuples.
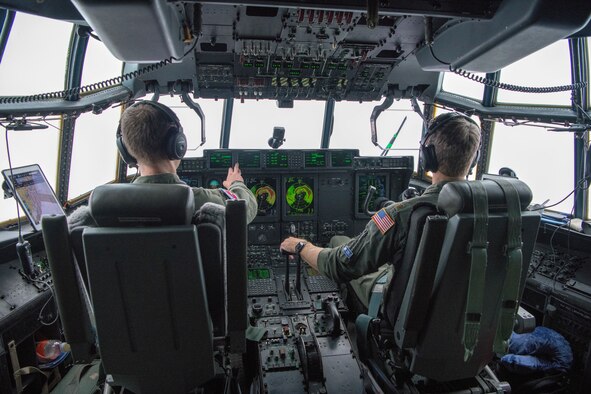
(247, 177), (278, 217)
(285, 176), (315, 216)
(357, 174), (388, 214)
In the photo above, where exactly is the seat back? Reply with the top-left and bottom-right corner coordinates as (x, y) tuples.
(83, 183), (214, 393)
(390, 179), (540, 382)
(192, 199), (248, 350)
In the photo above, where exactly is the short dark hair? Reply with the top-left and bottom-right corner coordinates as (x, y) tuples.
(430, 115), (481, 177)
(119, 103), (174, 163)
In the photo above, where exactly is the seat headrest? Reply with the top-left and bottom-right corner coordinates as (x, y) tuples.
(89, 183), (194, 227)
(437, 179), (533, 217)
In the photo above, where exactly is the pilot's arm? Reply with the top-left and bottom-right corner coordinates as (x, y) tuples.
(281, 205), (403, 283)
(193, 163), (258, 223)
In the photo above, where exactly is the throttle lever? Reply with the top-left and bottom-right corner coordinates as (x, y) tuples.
(322, 297), (341, 336)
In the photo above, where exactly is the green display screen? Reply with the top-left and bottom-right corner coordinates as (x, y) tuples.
(238, 151), (261, 168)
(266, 151), (289, 168)
(305, 151), (326, 168)
(248, 268), (271, 280)
(209, 152), (232, 169)
(285, 177), (315, 216)
(358, 174), (388, 214)
(331, 151), (354, 167)
(247, 177), (278, 217)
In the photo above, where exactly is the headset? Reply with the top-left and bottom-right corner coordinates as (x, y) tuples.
(420, 112), (480, 173)
(116, 100), (187, 167)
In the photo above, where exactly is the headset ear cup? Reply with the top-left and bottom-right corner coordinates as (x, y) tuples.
(166, 127), (187, 160)
(470, 148), (480, 171)
(116, 126), (137, 166)
(422, 144), (438, 173)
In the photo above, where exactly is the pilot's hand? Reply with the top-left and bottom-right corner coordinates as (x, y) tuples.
(280, 237), (306, 255)
(223, 162), (243, 188)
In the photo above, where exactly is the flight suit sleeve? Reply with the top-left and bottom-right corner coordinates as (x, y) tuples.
(228, 181), (258, 224)
(316, 209), (400, 283)
(193, 182), (258, 224)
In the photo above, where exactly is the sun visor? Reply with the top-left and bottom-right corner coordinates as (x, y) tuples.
(416, 0), (591, 73)
(71, 0), (184, 62)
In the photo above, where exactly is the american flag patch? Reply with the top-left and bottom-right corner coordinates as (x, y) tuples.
(220, 188), (238, 200)
(372, 209), (395, 235)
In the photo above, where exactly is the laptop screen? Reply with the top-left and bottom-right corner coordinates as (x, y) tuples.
(2, 164), (65, 231)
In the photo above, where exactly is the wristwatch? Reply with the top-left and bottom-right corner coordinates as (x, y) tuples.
(294, 241), (308, 255)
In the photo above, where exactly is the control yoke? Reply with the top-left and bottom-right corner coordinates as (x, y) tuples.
(363, 186), (378, 216)
(180, 90), (206, 149)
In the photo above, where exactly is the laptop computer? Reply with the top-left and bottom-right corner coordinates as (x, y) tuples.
(2, 164), (65, 231)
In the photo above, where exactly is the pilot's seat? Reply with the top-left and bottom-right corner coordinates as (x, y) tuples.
(42, 183), (247, 393)
(356, 178), (541, 393)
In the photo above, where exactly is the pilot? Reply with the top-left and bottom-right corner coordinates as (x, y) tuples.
(280, 113), (481, 310)
(68, 101), (258, 228)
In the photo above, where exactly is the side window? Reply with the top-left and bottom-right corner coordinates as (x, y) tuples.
(81, 36), (123, 87)
(489, 123), (574, 213)
(496, 40), (572, 106)
(0, 13), (71, 224)
(0, 120), (61, 224)
(69, 106), (121, 199)
(441, 72), (485, 102)
(331, 101), (421, 172)
(0, 13), (72, 95)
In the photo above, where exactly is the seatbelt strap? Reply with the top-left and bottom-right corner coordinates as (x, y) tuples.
(355, 314), (374, 361)
(462, 182), (488, 361)
(492, 178), (523, 354)
(368, 271), (389, 318)
(356, 271), (390, 362)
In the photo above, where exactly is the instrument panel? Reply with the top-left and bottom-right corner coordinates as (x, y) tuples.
(178, 149), (413, 393)
(178, 149), (414, 244)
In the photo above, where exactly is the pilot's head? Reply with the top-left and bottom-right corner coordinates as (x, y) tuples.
(421, 113), (481, 178)
(119, 101), (186, 166)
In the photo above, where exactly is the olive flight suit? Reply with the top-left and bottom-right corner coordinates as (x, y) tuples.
(316, 182), (446, 307)
(133, 173), (258, 224)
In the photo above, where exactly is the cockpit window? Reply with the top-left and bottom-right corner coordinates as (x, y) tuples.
(496, 40), (572, 106)
(68, 106), (121, 199)
(0, 12), (72, 96)
(441, 72), (485, 102)
(0, 119), (61, 224)
(81, 34), (123, 88)
(489, 122), (574, 214)
(230, 100), (324, 149)
(331, 101), (421, 172)
(157, 96), (224, 156)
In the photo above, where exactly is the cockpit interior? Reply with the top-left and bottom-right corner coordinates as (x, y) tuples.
(1, 0), (591, 393)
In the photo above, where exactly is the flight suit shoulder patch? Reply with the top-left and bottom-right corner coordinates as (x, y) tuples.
(371, 209), (396, 235)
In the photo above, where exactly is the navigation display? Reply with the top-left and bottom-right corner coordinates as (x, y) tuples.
(266, 151), (288, 168)
(247, 177), (278, 217)
(238, 151), (261, 168)
(305, 151), (326, 168)
(357, 174), (388, 214)
(2, 164), (65, 231)
(285, 176), (315, 216)
(209, 151), (233, 169)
